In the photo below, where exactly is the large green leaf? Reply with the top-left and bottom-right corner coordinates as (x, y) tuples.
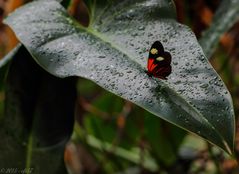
(4, 0), (235, 153)
(0, 46), (76, 173)
(0, 44), (21, 90)
(199, 0), (239, 58)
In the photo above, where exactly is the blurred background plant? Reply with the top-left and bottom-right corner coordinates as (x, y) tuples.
(0, 0), (239, 173)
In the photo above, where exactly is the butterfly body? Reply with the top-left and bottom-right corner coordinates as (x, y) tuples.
(146, 41), (172, 79)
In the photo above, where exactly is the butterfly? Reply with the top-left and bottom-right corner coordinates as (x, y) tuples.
(146, 41), (172, 80)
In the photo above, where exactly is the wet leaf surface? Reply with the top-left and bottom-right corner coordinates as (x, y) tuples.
(4, 0), (235, 153)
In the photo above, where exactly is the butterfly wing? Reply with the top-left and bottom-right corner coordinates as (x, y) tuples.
(152, 51), (172, 79)
(147, 41), (165, 73)
(148, 41), (164, 58)
(161, 51), (171, 64)
(147, 58), (155, 72)
(152, 65), (172, 79)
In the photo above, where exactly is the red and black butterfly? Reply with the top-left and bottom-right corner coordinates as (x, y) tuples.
(146, 41), (172, 80)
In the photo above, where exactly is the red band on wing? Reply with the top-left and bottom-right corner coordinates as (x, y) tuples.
(147, 58), (156, 72)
